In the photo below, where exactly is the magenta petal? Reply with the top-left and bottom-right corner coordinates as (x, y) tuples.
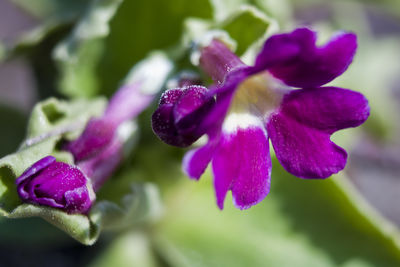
(212, 124), (271, 210)
(16, 156), (56, 199)
(173, 86), (210, 123)
(182, 135), (219, 180)
(78, 137), (123, 191)
(64, 186), (92, 214)
(256, 28), (357, 87)
(268, 111), (347, 179)
(280, 87), (370, 134)
(254, 29), (304, 70)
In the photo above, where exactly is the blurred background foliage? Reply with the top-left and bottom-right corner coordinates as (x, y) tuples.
(0, 0), (400, 266)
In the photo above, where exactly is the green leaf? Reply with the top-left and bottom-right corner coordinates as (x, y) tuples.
(12, 0), (89, 20)
(9, 204), (100, 245)
(209, 0), (248, 22)
(182, 5), (277, 68)
(88, 232), (159, 267)
(252, 0), (293, 24)
(91, 183), (163, 231)
(23, 97), (106, 141)
(54, 0), (124, 98)
(97, 0), (213, 96)
(154, 159), (400, 266)
(0, 97), (106, 245)
(219, 5), (277, 57)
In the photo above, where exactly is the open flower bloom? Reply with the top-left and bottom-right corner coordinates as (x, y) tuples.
(16, 156), (95, 214)
(152, 28), (370, 210)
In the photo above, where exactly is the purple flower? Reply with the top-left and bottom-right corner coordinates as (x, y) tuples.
(16, 156), (95, 214)
(152, 28), (370, 210)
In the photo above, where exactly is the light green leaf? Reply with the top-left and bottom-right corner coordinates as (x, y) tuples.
(91, 183), (163, 231)
(154, 159), (400, 267)
(209, 0), (248, 22)
(0, 97), (106, 245)
(8, 204), (100, 246)
(253, 0), (293, 25)
(54, 0), (124, 98)
(219, 5), (277, 58)
(183, 5), (277, 67)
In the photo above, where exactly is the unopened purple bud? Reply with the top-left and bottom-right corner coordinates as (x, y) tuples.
(16, 156), (95, 214)
(199, 39), (246, 84)
(66, 83), (154, 162)
(78, 137), (123, 191)
(65, 118), (117, 162)
(152, 85), (215, 147)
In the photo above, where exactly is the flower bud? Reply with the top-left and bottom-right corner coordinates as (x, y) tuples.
(152, 85), (215, 147)
(16, 156), (95, 214)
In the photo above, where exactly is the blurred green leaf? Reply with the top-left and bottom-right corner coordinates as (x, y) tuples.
(219, 5), (276, 57)
(0, 97), (106, 245)
(182, 4), (277, 72)
(209, 0), (248, 22)
(89, 232), (159, 267)
(154, 159), (400, 267)
(54, 0), (124, 98)
(333, 36), (400, 140)
(0, 216), (72, 246)
(0, 106), (26, 158)
(0, 42), (5, 61)
(12, 0), (89, 20)
(97, 0), (213, 96)
(253, 0), (293, 24)
(91, 183), (163, 231)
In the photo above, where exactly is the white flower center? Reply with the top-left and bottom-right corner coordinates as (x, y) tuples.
(229, 72), (287, 120)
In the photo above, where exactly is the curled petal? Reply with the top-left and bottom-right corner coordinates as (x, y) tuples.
(16, 156), (56, 198)
(182, 135), (219, 180)
(256, 28), (357, 87)
(152, 86), (215, 147)
(16, 156), (95, 214)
